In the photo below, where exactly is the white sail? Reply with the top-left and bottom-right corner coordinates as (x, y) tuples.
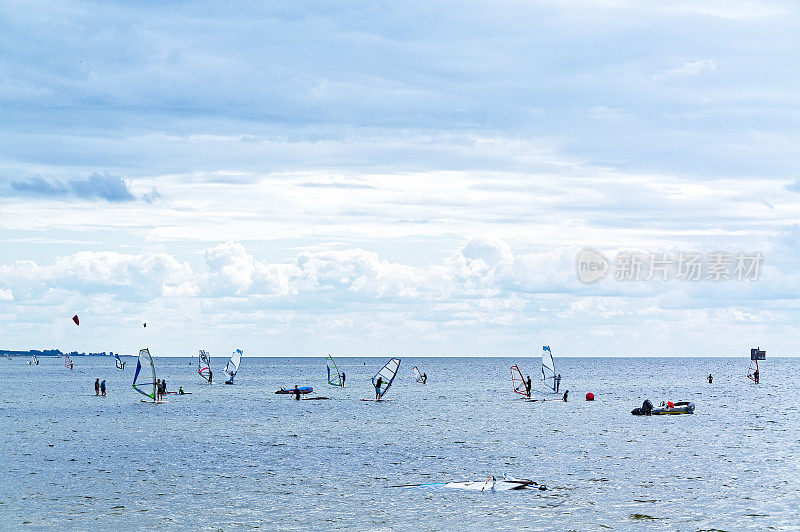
(224, 349), (242, 383)
(133, 348), (157, 401)
(30, 354), (38, 365)
(372, 358), (401, 399)
(115, 353), (125, 370)
(541, 346), (556, 392)
(198, 350), (212, 383)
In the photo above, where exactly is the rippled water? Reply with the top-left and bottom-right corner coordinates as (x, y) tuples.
(1, 355), (798, 530)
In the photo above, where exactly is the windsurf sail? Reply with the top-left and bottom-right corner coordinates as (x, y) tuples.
(115, 353), (125, 370)
(372, 358), (401, 399)
(132, 348), (157, 401)
(64, 355), (72, 368)
(326, 355), (344, 387)
(198, 349), (212, 383)
(510, 365), (529, 396)
(413, 366), (425, 383)
(30, 354), (38, 365)
(224, 349), (242, 383)
(747, 347), (765, 383)
(541, 346), (557, 392)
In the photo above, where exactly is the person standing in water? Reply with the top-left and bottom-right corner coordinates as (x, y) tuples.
(422, 372), (427, 384)
(555, 374), (561, 393)
(562, 389), (569, 402)
(525, 376), (532, 398)
(707, 374), (713, 384)
(100, 380), (106, 396)
(341, 371), (346, 387)
(374, 376), (383, 400)
(156, 379), (162, 401)
(208, 369), (212, 384)
(94, 378), (100, 396)
(293, 385), (301, 400)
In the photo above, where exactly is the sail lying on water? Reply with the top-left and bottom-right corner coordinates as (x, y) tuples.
(510, 365), (528, 396)
(326, 355), (344, 387)
(198, 350), (212, 383)
(373, 358), (401, 399)
(541, 346), (557, 392)
(133, 348), (157, 401)
(115, 353), (125, 370)
(224, 349), (242, 384)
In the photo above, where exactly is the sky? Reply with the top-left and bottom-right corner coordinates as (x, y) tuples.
(1, 0), (799, 356)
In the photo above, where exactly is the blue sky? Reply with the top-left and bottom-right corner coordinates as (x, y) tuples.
(1, 1), (799, 355)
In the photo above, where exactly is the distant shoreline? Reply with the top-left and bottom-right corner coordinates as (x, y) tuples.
(0, 349), (114, 357)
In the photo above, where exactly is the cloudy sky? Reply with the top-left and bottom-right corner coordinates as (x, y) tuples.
(1, 0), (799, 356)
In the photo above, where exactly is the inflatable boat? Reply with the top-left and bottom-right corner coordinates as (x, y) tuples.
(631, 399), (695, 415)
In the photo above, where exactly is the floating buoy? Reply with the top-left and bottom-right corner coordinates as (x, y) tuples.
(585, 392), (595, 401)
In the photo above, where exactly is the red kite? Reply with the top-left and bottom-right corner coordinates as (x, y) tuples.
(72, 315), (79, 326)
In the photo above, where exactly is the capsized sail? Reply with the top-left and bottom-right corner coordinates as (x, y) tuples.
(413, 366), (424, 383)
(372, 358), (401, 399)
(326, 355), (344, 387)
(198, 350), (212, 383)
(115, 353), (125, 370)
(133, 348), (157, 401)
(510, 365), (528, 396)
(224, 349), (242, 383)
(541, 346), (557, 392)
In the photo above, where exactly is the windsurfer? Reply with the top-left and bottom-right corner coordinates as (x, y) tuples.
(375, 376), (383, 400)
(562, 389), (569, 402)
(707, 374), (713, 384)
(100, 380), (106, 396)
(293, 385), (301, 400)
(422, 372), (427, 384)
(525, 376), (532, 398)
(341, 372), (346, 386)
(754, 369), (759, 384)
(179, 386), (185, 395)
(555, 374), (561, 393)
(208, 369), (212, 384)
(94, 378), (100, 396)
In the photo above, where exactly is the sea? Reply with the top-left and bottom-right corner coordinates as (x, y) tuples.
(1, 355), (798, 530)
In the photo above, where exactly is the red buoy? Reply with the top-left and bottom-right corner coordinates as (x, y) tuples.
(585, 392), (595, 401)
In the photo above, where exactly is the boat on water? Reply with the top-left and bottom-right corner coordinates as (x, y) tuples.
(275, 387), (313, 394)
(631, 399), (695, 415)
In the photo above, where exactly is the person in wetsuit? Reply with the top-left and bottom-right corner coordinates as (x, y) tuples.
(525, 376), (532, 398)
(754, 369), (759, 384)
(562, 389), (569, 402)
(178, 386), (185, 395)
(94, 378), (100, 396)
(422, 373), (427, 384)
(208, 369), (212, 384)
(707, 374), (713, 384)
(341, 372), (346, 387)
(555, 374), (561, 393)
(374, 376), (383, 400)
(293, 385), (301, 400)
(100, 380), (106, 396)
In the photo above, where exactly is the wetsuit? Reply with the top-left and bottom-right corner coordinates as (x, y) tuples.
(100, 380), (106, 396)
(94, 379), (100, 395)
